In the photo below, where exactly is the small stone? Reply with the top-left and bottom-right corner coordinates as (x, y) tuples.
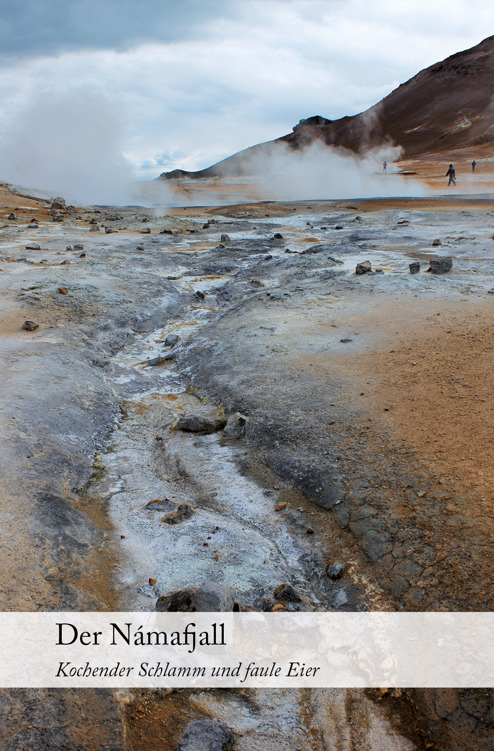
(149, 578), (157, 586)
(58, 287), (69, 295)
(220, 234), (230, 242)
(140, 227), (151, 234)
(327, 562), (344, 579)
(155, 435), (163, 441)
(50, 197), (66, 210)
(73, 243), (84, 251)
(7, 213), (16, 220)
(273, 583), (302, 603)
(162, 503), (194, 525)
(195, 290), (205, 300)
(79, 252), (86, 258)
(145, 499), (172, 510)
(340, 338), (353, 343)
(105, 227), (114, 234)
(25, 243), (40, 250)
(334, 225), (343, 230)
(427, 257), (453, 274)
(163, 333), (180, 347)
(431, 238), (442, 246)
(176, 415), (227, 434)
(177, 719), (234, 751)
(148, 353), (174, 366)
(356, 261), (372, 275)
(223, 412), (249, 439)
(89, 224), (99, 231)
(22, 320), (39, 331)
(275, 502), (287, 511)
(306, 526), (315, 534)
(409, 261), (420, 274)
(60, 260), (70, 265)
(260, 597), (276, 611)
(273, 233), (283, 239)
(66, 246), (73, 252)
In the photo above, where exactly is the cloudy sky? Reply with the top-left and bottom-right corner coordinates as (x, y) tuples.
(0, 0), (493, 188)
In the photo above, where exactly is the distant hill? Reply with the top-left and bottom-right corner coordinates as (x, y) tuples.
(158, 35), (494, 180)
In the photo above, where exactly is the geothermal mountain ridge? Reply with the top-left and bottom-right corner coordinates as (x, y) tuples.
(160, 34), (494, 180)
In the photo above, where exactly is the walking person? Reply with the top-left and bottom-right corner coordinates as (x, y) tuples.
(446, 164), (456, 186)
(383, 160), (387, 172)
(472, 159), (476, 172)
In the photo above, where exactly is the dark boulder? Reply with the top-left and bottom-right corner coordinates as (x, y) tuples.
(156, 582), (236, 612)
(176, 415), (227, 433)
(428, 257), (453, 274)
(22, 320), (39, 331)
(356, 261), (372, 275)
(177, 719), (234, 751)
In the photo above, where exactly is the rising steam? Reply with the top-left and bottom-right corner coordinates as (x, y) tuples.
(0, 90), (141, 205)
(0, 88), (425, 207)
(142, 139), (428, 208)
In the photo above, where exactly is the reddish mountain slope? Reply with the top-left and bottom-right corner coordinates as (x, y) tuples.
(159, 35), (494, 180)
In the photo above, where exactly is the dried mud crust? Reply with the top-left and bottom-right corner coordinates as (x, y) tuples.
(332, 300), (494, 609)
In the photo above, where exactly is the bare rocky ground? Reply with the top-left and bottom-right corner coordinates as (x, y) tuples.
(0, 184), (492, 749)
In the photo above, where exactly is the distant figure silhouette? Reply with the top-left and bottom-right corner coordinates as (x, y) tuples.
(383, 161), (387, 172)
(472, 160), (477, 172)
(446, 164), (456, 186)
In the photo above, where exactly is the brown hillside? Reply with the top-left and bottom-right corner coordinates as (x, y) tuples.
(159, 35), (494, 180)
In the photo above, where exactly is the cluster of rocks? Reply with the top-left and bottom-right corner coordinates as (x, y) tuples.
(155, 580), (318, 614)
(355, 258), (453, 275)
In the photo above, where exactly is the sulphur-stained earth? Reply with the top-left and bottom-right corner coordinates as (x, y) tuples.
(0, 179), (492, 749)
